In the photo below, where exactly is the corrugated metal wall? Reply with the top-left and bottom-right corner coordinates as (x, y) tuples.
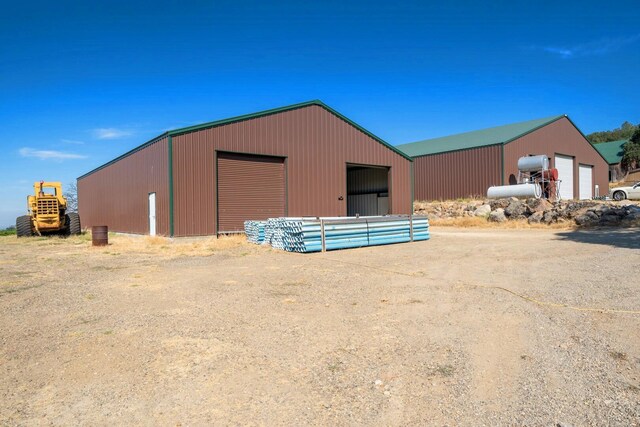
(504, 118), (609, 198)
(173, 105), (412, 236)
(217, 152), (286, 232)
(78, 137), (169, 235)
(347, 194), (378, 216)
(346, 166), (389, 215)
(413, 145), (502, 200)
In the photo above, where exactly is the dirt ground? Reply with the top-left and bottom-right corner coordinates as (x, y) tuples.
(1, 227), (639, 426)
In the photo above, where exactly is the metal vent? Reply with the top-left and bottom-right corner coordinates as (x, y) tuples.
(37, 199), (59, 215)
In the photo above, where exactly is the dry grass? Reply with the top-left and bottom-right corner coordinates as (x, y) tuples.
(609, 182), (634, 189)
(95, 233), (250, 257)
(0, 233), (252, 259)
(429, 216), (576, 230)
(414, 197), (485, 206)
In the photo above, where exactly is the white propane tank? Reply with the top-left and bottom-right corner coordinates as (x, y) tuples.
(487, 183), (542, 199)
(517, 155), (549, 172)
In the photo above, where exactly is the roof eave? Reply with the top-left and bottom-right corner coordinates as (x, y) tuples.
(77, 132), (169, 180)
(501, 115), (565, 145)
(400, 115), (565, 158)
(168, 100), (412, 160)
(78, 100), (412, 180)
(561, 116), (611, 165)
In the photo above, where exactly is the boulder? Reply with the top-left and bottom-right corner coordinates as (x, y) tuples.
(488, 208), (506, 223)
(574, 211), (599, 226)
(528, 211), (544, 224)
(599, 213), (622, 225)
(625, 206), (640, 220)
(526, 198), (552, 213)
(474, 204), (492, 217)
(489, 199), (510, 210)
(505, 200), (527, 217)
(601, 207), (626, 218)
(591, 204), (610, 214)
(542, 211), (558, 224)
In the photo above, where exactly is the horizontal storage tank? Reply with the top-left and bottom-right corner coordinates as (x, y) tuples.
(517, 155), (549, 172)
(487, 183), (542, 199)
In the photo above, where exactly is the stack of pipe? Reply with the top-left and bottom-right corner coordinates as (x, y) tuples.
(247, 216), (429, 253)
(262, 219), (275, 246)
(243, 220), (266, 244)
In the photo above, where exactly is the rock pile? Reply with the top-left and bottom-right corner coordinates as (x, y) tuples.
(413, 198), (640, 226)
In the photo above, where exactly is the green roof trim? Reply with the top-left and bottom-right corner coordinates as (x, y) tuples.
(592, 139), (627, 165)
(77, 133), (169, 180)
(396, 115), (565, 157)
(78, 100), (411, 180)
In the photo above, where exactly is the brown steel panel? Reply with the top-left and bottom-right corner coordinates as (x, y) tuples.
(217, 152), (285, 232)
(77, 137), (169, 235)
(503, 118), (609, 199)
(412, 145), (502, 200)
(173, 105), (411, 236)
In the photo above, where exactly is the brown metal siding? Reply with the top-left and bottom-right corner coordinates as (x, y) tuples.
(217, 152), (285, 232)
(413, 145), (502, 200)
(504, 118), (609, 198)
(173, 105), (411, 236)
(77, 137), (169, 235)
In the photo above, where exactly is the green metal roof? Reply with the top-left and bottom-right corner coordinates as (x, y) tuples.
(396, 115), (565, 157)
(79, 100), (411, 179)
(592, 139), (627, 165)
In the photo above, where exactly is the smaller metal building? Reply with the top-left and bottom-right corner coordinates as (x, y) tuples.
(78, 101), (413, 237)
(592, 139), (628, 182)
(397, 115), (609, 201)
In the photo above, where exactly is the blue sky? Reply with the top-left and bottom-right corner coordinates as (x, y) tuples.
(1, 0), (639, 227)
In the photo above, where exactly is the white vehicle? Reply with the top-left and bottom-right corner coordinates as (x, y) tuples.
(611, 182), (640, 201)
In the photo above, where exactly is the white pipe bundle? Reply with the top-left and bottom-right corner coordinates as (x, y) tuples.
(244, 220), (266, 244)
(246, 216), (430, 253)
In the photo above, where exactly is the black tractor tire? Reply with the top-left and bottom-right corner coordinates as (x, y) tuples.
(16, 215), (33, 237)
(613, 191), (626, 201)
(66, 212), (81, 235)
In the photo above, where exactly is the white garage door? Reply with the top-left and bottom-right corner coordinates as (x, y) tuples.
(555, 155), (574, 200)
(579, 165), (593, 200)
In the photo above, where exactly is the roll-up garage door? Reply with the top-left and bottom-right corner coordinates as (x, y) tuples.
(555, 155), (574, 200)
(217, 152), (285, 233)
(579, 165), (593, 200)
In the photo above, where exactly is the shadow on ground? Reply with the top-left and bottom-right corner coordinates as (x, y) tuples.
(555, 227), (640, 250)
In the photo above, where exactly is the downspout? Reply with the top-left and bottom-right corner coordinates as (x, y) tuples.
(500, 144), (505, 185)
(410, 161), (415, 214)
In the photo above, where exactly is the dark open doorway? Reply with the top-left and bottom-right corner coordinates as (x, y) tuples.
(346, 164), (390, 216)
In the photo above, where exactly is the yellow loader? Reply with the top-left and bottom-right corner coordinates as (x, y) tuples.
(16, 181), (81, 237)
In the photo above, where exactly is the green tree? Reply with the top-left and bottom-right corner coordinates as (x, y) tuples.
(622, 128), (640, 170)
(587, 121), (639, 144)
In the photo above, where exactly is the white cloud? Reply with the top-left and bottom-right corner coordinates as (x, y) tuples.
(539, 34), (640, 59)
(61, 138), (85, 145)
(19, 148), (87, 160)
(543, 47), (574, 59)
(92, 127), (132, 139)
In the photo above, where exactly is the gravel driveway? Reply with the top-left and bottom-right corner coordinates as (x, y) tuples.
(0, 227), (639, 425)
